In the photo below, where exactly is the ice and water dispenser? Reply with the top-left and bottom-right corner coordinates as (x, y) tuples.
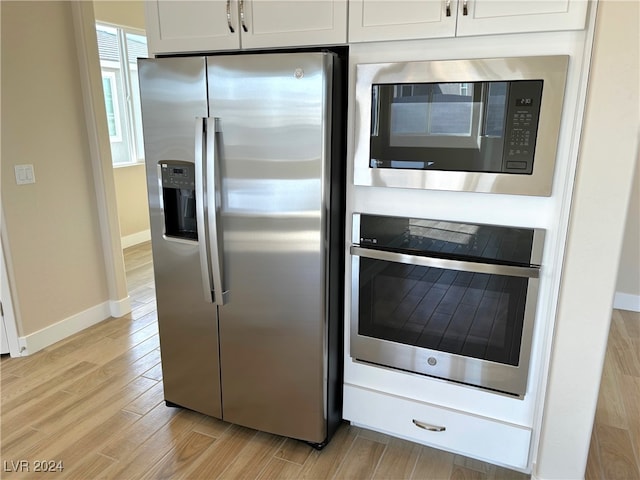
(160, 161), (197, 241)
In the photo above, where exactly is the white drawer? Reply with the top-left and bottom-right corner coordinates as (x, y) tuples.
(343, 383), (532, 470)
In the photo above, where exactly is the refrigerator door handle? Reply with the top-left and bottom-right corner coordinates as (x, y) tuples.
(195, 117), (214, 302)
(205, 117), (228, 306)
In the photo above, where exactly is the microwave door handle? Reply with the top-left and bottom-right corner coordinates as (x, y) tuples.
(195, 117), (214, 303)
(350, 246), (540, 279)
(205, 117), (228, 306)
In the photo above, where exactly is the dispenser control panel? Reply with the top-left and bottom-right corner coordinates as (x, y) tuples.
(161, 162), (195, 190)
(159, 161), (197, 241)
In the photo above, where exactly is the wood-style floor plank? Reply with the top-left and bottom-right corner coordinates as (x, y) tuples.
(595, 348), (628, 429)
(589, 308), (640, 480)
(449, 465), (487, 480)
(332, 436), (387, 479)
(585, 428), (604, 480)
(140, 430), (218, 480)
(619, 375), (640, 466)
(2, 389), (78, 443)
(411, 445), (455, 480)
(1, 241), (637, 479)
(180, 424), (260, 479)
(298, 422), (359, 479)
(1, 360), (96, 409)
(256, 457), (304, 480)
(595, 424), (640, 480)
(22, 409), (142, 480)
(105, 409), (208, 480)
(65, 453), (116, 480)
(98, 402), (183, 461)
(217, 430), (284, 480)
(372, 437), (421, 480)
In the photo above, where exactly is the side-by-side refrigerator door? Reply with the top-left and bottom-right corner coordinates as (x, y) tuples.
(207, 52), (333, 443)
(138, 57), (222, 418)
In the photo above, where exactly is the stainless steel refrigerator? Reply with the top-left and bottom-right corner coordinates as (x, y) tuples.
(138, 51), (345, 447)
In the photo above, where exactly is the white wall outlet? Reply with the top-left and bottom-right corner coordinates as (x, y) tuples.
(14, 164), (36, 185)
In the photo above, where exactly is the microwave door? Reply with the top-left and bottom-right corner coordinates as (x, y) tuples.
(355, 55), (569, 196)
(371, 82), (509, 173)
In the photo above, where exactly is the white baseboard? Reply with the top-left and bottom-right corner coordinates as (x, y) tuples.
(110, 296), (132, 318)
(17, 301), (112, 356)
(121, 230), (151, 249)
(613, 292), (640, 312)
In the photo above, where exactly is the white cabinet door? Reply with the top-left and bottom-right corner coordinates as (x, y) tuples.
(145, 1), (240, 55)
(348, 0), (588, 43)
(145, 0), (347, 56)
(456, 0), (589, 37)
(348, 0), (457, 43)
(241, 1), (347, 49)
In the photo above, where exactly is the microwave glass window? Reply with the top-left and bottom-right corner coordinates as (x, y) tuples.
(388, 83), (476, 138)
(369, 80), (543, 174)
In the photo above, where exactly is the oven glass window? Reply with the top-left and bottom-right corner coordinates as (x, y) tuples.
(358, 259), (528, 366)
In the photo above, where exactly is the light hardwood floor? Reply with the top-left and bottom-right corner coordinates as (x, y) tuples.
(1, 242), (637, 479)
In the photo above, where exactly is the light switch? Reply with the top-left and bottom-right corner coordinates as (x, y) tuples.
(14, 164), (36, 185)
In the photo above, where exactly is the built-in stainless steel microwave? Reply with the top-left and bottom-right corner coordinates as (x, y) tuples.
(353, 56), (569, 196)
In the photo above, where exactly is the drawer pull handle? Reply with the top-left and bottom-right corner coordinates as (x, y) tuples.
(412, 419), (446, 432)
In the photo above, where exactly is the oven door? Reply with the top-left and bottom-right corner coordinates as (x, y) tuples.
(350, 246), (541, 397)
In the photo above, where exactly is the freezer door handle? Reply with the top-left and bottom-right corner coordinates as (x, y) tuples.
(205, 117), (228, 306)
(195, 117), (214, 302)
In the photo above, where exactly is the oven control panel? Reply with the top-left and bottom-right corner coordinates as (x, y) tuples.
(356, 214), (539, 266)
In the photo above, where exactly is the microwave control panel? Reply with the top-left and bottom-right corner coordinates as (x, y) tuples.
(502, 80), (544, 174)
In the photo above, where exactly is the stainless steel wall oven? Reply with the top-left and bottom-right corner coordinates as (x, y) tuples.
(350, 214), (545, 397)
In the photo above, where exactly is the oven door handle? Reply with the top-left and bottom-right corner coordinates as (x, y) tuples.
(350, 246), (540, 278)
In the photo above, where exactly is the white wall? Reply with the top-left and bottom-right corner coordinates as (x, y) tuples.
(1, 0), (130, 354)
(1, 1), (110, 336)
(93, 0), (145, 29)
(535, 1), (639, 478)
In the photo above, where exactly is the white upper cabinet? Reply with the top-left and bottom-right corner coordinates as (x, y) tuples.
(348, 0), (457, 42)
(146, 0), (589, 55)
(348, 0), (589, 43)
(456, 0), (589, 37)
(145, 0), (348, 55)
(240, 1), (347, 49)
(145, 1), (237, 54)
